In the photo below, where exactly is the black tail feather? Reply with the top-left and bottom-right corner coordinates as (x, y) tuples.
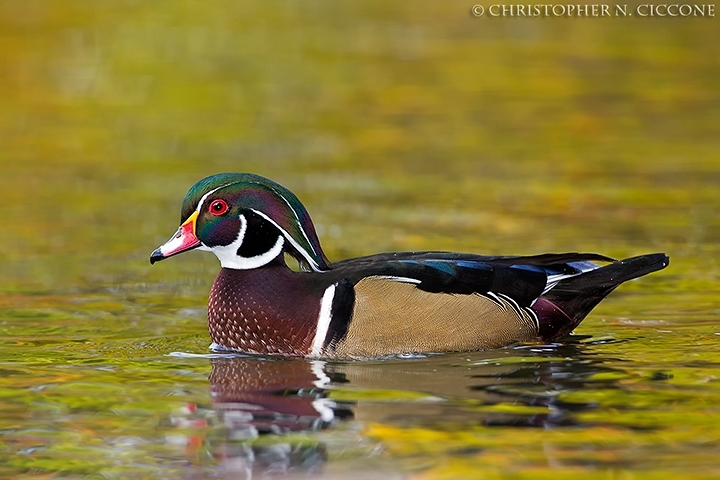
(535, 253), (669, 341)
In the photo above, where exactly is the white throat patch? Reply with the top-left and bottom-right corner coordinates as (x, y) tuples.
(205, 214), (285, 270)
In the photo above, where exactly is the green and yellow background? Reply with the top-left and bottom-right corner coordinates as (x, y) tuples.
(1, 1), (719, 478)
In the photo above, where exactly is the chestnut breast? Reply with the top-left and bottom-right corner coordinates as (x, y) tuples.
(208, 266), (327, 355)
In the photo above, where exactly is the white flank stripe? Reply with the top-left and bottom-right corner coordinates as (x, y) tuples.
(483, 291), (506, 310)
(497, 292), (524, 318)
(310, 284), (336, 357)
(371, 275), (421, 284)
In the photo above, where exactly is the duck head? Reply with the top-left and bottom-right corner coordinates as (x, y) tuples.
(150, 173), (330, 271)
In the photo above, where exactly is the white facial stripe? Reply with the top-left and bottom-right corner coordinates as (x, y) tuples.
(270, 185), (322, 263)
(251, 209), (324, 272)
(310, 284), (336, 357)
(206, 213), (245, 267)
(210, 214), (285, 270)
(193, 183), (233, 216)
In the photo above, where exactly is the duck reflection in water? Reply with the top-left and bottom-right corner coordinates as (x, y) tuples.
(202, 355), (349, 478)
(191, 343), (633, 476)
(209, 355), (352, 435)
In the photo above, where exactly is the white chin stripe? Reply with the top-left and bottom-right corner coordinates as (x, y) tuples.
(211, 214), (285, 270)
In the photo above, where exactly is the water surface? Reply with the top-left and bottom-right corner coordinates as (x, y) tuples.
(1, 1), (719, 478)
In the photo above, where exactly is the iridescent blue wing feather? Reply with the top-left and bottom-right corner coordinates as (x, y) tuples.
(329, 251), (614, 307)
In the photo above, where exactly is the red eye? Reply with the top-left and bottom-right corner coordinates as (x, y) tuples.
(208, 199), (229, 216)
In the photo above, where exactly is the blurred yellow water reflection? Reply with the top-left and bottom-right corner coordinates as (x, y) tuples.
(0, 1), (718, 478)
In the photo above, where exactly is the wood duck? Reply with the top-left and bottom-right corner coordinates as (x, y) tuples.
(150, 173), (668, 359)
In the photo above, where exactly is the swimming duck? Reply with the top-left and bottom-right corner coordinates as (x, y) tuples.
(150, 173), (668, 358)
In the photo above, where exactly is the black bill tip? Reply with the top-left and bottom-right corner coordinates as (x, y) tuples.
(150, 248), (165, 265)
